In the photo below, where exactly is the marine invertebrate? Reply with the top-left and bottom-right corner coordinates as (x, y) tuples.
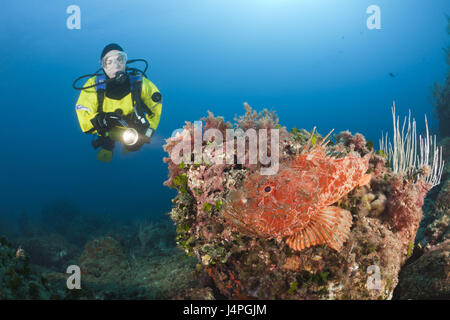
(335, 131), (369, 154)
(386, 175), (431, 249)
(379, 103), (445, 250)
(379, 102), (444, 187)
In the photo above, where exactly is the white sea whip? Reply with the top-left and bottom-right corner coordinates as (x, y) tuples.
(379, 101), (444, 188)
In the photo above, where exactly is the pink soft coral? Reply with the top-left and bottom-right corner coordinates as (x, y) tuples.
(336, 131), (369, 154)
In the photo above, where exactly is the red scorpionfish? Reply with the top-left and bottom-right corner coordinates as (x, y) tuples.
(222, 131), (371, 252)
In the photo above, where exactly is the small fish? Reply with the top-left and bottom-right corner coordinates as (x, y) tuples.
(389, 72), (396, 78)
(222, 132), (371, 252)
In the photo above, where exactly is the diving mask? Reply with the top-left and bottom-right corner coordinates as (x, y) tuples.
(101, 51), (128, 70)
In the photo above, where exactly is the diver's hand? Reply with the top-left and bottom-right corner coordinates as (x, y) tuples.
(91, 112), (123, 136)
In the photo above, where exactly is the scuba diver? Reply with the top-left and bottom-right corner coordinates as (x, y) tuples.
(73, 43), (162, 162)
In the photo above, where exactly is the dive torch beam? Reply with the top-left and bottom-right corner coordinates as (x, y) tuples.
(107, 126), (140, 146)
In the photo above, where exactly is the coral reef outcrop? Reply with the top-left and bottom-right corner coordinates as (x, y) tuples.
(164, 104), (442, 299)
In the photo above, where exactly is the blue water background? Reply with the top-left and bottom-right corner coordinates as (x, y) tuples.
(0, 0), (448, 221)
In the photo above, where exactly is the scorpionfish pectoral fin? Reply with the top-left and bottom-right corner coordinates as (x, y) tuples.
(285, 206), (352, 252)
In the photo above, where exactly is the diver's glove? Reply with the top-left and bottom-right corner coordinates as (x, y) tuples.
(91, 135), (115, 151)
(91, 112), (124, 136)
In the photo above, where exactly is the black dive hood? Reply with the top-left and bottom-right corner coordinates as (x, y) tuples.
(72, 58), (149, 91)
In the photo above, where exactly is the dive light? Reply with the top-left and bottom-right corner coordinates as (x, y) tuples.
(107, 126), (139, 146)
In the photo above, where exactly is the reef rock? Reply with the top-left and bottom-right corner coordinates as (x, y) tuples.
(396, 140), (450, 299)
(164, 104), (440, 299)
(78, 236), (130, 283)
(395, 240), (450, 299)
